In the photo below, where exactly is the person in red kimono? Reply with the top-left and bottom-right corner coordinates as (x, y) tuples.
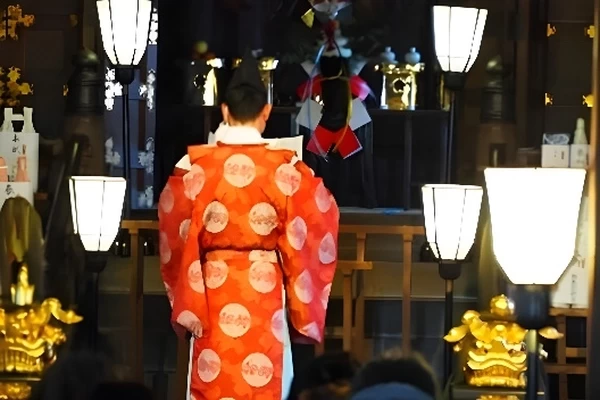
(158, 51), (340, 400)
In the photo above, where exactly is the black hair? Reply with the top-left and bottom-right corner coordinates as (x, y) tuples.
(29, 351), (114, 400)
(351, 352), (438, 397)
(91, 382), (153, 400)
(287, 352), (360, 400)
(224, 84), (268, 123)
(303, 382), (352, 400)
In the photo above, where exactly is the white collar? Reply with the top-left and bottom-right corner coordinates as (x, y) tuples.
(175, 125), (265, 171)
(217, 125), (264, 144)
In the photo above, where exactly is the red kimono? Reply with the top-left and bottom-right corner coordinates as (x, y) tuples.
(159, 141), (339, 400)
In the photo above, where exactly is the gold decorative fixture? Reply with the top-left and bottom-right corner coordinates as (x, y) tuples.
(63, 84), (69, 97)
(375, 62), (424, 111)
(545, 92), (553, 106)
(547, 24), (557, 37)
(584, 94), (594, 107)
(0, 264), (82, 399)
(0, 5), (34, 40)
(444, 295), (562, 389)
(586, 25), (595, 39)
(0, 67), (33, 106)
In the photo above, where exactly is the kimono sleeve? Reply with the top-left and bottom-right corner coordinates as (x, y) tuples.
(277, 161), (339, 344)
(158, 165), (209, 340)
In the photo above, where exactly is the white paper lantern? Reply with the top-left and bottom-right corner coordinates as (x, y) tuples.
(69, 176), (126, 252)
(97, 0), (153, 67)
(422, 184), (483, 261)
(485, 168), (586, 285)
(433, 6), (488, 74)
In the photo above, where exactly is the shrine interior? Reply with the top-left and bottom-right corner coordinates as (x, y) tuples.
(1, 0), (600, 399)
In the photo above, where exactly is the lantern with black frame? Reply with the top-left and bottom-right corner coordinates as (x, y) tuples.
(421, 184), (483, 388)
(96, 0), (153, 216)
(433, 5), (487, 182)
(485, 168), (586, 400)
(69, 176), (126, 350)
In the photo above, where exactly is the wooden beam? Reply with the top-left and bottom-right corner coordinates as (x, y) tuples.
(587, 0), (600, 398)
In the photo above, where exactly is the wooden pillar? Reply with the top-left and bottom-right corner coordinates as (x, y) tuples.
(587, 0), (600, 398)
(402, 234), (413, 355)
(129, 228), (145, 382)
(352, 233), (367, 362)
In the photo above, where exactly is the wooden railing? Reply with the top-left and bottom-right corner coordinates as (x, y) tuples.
(546, 307), (588, 400)
(119, 220), (424, 392)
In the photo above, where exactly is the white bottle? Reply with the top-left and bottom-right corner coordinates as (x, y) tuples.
(570, 117), (589, 168)
(573, 118), (588, 145)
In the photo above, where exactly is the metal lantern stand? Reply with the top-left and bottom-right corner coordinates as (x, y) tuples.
(513, 284), (549, 400)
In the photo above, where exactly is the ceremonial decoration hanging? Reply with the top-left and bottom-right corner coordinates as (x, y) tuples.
(295, 0), (373, 159)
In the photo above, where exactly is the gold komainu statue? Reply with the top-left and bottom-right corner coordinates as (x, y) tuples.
(0, 198), (82, 399)
(444, 294), (561, 389)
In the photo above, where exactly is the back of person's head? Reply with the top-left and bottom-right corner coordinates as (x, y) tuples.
(224, 85), (268, 123)
(351, 350), (438, 400)
(91, 382), (153, 400)
(30, 351), (114, 400)
(287, 352), (360, 400)
(300, 382), (352, 400)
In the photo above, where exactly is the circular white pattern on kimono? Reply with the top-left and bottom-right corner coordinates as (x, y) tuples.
(248, 203), (278, 236)
(159, 183), (174, 213)
(179, 219), (191, 240)
(241, 353), (274, 387)
(176, 310), (202, 337)
(301, 322), (321, 342)
(318, 233), (336, 264)
(315, 182), (333, 213)
(275, 163), (302, 196)
(188, 260), (205, 293)
(183, 164), (206, 200)
(164, 282), (175, 307)
(294, 270), (314, 304)
(224, 154), (256, 188)
(219, 398), (235, 400)
(219, 303), (251, 338)
(203, 201), (229, 233)
(197, 348), (221, 383)
(249, 262), (277, 293)
(286, 216), (307, 251)
(271, 309), (285, 343)
(159, 232), (171, 264)
(249, 250), (278, 263)
(204, 260), (229, 290)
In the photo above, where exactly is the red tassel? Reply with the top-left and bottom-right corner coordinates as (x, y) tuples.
(349, 75), (370, 101)
(306, 125), (336, 156)
(297, 75), (323, 101)
(307, 125), (362, 159)
(334, 127), (362, 159)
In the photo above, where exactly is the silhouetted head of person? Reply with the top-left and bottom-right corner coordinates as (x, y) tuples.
(351, 350), (439, 400)
(287, 352), (360, 400)
(29, 351), (114, 400)
(299, 381), (352, 400)
(91, 382), (153, 400)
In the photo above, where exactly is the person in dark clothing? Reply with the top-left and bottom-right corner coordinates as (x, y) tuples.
(287, 352), (360, 400)
(91, 382), (154, 400)
(29, 351), (114, 400)
(351, 351), (439, 400)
